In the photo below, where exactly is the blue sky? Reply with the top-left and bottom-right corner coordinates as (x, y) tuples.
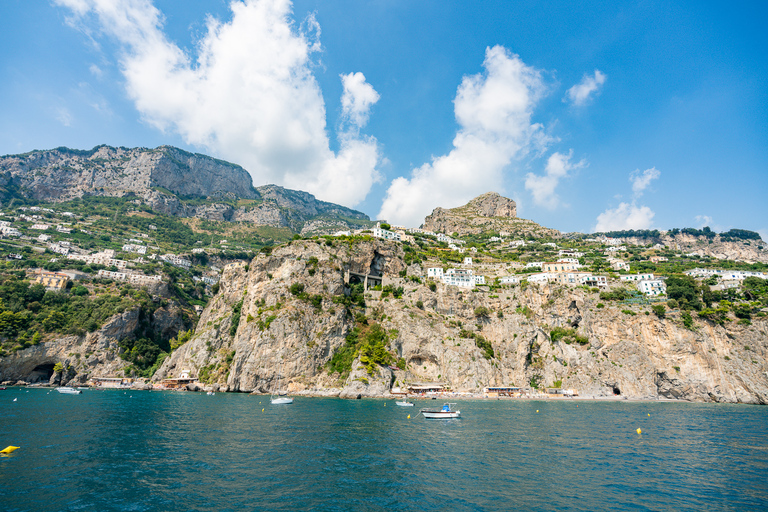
(1, 1), (766, 236)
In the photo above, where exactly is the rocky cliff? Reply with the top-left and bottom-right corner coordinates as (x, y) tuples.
(423, 192), (559, 237)
(0, 145), (373, 235)
(155, 238), (768, 403)
(0, 294), (189, 387)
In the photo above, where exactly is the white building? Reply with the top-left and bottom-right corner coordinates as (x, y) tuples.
(160, 254), (191, 269)
(500, 276), (520, 285)
(463, 257), (473, 266)
(525, 262), (543, 269)
(98, 270), (127, 280)
(620, 273), (655, 282)
(509, 240), (527, 248)
(436, 233), (453, 244)
(474, 275), (486, 285)
(609, 259), (630, 271)
(122, 244), (147, 255)
(30, 224), (50, 230)
(580, 275), (608, 288)
(526, 273), (552, 284)
(442, 268), (475, 288)
(637, 279), (666, 296)
(37, 234), (51, 242)
(372, 227), (400, 242)
(427, 268), (444, 279)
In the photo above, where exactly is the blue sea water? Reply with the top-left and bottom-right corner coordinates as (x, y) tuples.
(1, 388), (767, 511)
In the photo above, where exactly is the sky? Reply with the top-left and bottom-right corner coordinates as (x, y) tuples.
(1, 1), (766, 237)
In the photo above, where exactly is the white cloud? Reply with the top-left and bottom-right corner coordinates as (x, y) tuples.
(524, 150), (585, 209)
(340, 72), (379, 130)
(378, 45), (550, 226)
(695, 215), (713, 229)
(630, 167), (660, 195)
(594, 202), (655, 232)
(55, 106), (73, 126)
(54, 0), (381, 207)
(564, 69), (606, 106)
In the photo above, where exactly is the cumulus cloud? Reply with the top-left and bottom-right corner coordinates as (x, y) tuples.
(524, 150), (585, 209)
(54, 0), (381, 207)
(695, 215), (713, 229)
(564, 69), (606, 106)
(340, 72), (379, 130)
(594, 202), (655, 232)
(378, 45), (550, 226)
(630, 167), (660, 196)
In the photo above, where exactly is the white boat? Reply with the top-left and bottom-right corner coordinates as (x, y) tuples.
(270, 366), (293, 405)
(421, 403), (460, 419)
(395, 400), (414, 407)
(56, 387), (82, 395)
(206, 391), (215, 396)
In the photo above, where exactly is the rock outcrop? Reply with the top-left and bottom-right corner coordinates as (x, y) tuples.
(154, 239), (768, 403)
(423, 192), (559, 237)
(0, 301), (189, 386)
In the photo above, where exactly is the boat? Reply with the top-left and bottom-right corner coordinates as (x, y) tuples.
(207, 391), (215, 396)
(56, 387), (82, 395)
(270, 367), (293, 405)
(421, 403), (460, 419)
(395, 399), (414, 407)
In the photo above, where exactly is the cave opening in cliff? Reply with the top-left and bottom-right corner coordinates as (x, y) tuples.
(29, 363), (55, 383)
(613, 386), (621, 395)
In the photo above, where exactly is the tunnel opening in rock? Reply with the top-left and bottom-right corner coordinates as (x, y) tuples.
(29, 363), (56, 383)
(613, 386), (621, 396)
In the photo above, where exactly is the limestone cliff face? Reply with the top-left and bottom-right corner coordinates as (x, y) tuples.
(423, 192), (558, 237)
(0, 146), (373, 235)
(0, 145), (257, 201)
(156, 239), (768, 403)
(0, 300), (189, 386)
(154, 239), (405, 396)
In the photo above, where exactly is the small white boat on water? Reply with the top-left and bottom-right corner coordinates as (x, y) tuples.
(421, 403), (460, 419)
(56, 387), (82, 395)
(395, 400), (414, 407)
(270, 396), (293, 405)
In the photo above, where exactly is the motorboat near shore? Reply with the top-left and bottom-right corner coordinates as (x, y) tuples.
(395, 399), (414, 407)
(421, 403), (460, 419)
(56, 387), (82, 395)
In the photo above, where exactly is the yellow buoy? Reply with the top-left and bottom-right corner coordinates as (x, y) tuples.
(0, 446), (19, 454)
(407, 414), (411, 419)
(648, 413), (650, 417)
(636, 428), (642, 434)
(262, 408), (264, 412)
(536, 410), (539, 413)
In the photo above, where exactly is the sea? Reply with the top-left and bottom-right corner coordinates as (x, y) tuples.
(1, 388), (767, 512)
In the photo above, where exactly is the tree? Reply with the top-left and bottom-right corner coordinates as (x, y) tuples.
(652, 304), (666, 318)
(474, 306), (491, 318)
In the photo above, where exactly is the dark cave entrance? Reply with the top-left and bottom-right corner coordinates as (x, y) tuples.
(29, 363), (56, 383)
(613, 386), (621, 396)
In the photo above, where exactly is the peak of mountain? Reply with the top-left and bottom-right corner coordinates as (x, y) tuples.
(423, 192), (558, 238)
(0, 145), (372, 235)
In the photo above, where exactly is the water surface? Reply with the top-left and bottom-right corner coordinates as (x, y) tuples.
(1, 388), (767, 511)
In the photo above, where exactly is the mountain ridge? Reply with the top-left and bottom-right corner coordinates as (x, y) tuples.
(0, 145), (373, 236)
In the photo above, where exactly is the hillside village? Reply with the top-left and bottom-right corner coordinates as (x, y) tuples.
(0, 147), (766, 401)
